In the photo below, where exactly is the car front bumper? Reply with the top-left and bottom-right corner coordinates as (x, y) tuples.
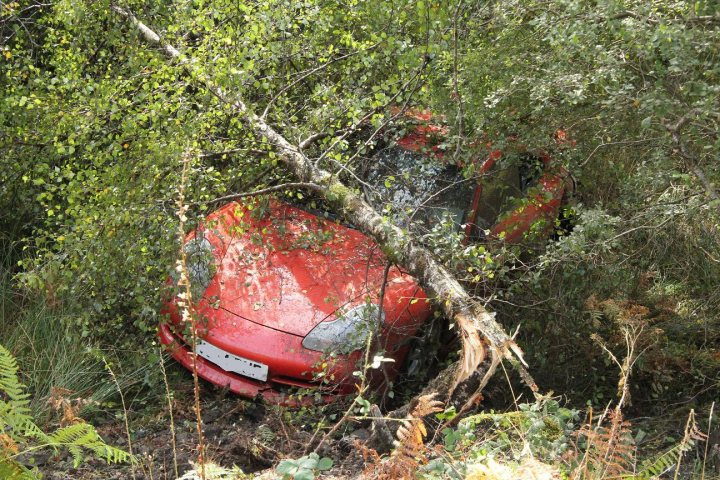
(158, 323), (349, 406)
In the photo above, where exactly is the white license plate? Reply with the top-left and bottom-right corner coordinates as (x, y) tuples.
(196, 340), (269, 382)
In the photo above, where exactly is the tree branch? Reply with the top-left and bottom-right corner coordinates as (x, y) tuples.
(199, 147), (265, 159)
(664, 110), (720, 212)
(261, 44), (379, 120)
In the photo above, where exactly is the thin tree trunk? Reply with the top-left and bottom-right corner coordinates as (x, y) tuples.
(111, 5), (536, 394)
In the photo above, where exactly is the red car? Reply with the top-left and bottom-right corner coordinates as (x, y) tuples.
(159, 119), (573, 404)
(159, 199), (431, 404)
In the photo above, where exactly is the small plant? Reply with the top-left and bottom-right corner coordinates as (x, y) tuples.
(0, 343), (132, 479)
(276, 453), (333, 480)
(416, 398), (578, 478)
(179, 461), (246, 480)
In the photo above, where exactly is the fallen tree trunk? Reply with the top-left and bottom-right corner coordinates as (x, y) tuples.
(111, 6), (536, 396)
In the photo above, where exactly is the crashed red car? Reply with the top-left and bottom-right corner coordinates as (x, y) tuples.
(160, 118), (573, 404)
(159, 199), (431, 404)
(371, 111), (574, 243)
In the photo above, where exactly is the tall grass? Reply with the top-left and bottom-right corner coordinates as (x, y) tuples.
(0, 235), (153, 422)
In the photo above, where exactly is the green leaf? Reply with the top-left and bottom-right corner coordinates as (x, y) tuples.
(317, 457), (333, 471)
(297, 454), (318, 470)
(276, 460), (297, 475)
(294, 470), (315, 480)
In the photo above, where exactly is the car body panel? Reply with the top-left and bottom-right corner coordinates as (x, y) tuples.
(197, 201), (424, 336)
(160, 200), (432, 403)
(489, 169), (567, 242)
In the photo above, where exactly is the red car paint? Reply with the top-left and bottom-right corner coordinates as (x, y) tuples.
(160, 201), (431, 405)
(160, 114), (572, 404)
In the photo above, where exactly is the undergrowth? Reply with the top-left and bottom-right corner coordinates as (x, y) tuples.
(1, 236), (158, 422)
(0, 343), (132, 479)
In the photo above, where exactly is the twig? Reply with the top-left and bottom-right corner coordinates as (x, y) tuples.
(199, 147), (265, 158)
(299, 132), (329, 150)
(407, 175), (480, 224)
(608, 11), (659, 25)
(261, 45), (379, 120)
(664, 110), (720, 213)
(310, 262), (393, 454)
(205, 182), (322, 205)
(158, 350), (179, 479)
(313, 56), (430, 169)
(701, 402), (715, 480)
(675, 410), (697, 480)
(579, 137), (663, 168)
(175, 151), (207, 479)
(450, 0), (466, 163)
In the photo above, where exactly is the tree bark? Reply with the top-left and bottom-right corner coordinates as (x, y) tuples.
(111, 6), (536, 394)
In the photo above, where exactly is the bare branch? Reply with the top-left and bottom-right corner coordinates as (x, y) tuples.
(608, 11), (659, 25)
(198, 147), (265, 159)
(664, 110), (720, 211)
(298, 132), (329, 150)
(579, 137), (664, 168)
(261, 44), (379, 120)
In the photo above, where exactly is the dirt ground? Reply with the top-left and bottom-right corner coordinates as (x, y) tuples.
(36, 384), (370, 480)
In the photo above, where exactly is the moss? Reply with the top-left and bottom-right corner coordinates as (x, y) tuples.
(325, 181), (352, 203)
(380, 242), (403, 264)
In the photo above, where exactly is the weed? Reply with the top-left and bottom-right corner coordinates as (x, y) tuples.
(276, 452), (333, 480)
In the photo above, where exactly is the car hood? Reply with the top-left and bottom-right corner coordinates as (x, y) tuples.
(199, 201), (410, 337)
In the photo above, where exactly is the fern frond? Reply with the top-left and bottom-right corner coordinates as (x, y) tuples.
(635, 440), (694, 480)
(0, 344), (28, 403)
(636, 410), (706, 480)
(49, 423), (134, 467)
(0, 343), (132, 473)
(376, 393), (444, 479)
(0, 344), (48, 444)
(0, 459), (36, 480)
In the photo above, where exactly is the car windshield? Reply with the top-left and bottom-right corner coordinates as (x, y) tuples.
(363, 146), (475, 234)
(292, 138), (545, 239)
(362, 145), (543, 238)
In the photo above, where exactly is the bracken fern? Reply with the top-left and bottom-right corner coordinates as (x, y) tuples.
(0, 343), (133, 478)
(0, 344), (47, 444)
(634, 410), (707, 480)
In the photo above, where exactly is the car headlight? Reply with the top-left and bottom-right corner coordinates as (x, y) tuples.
(184, 235), (215, 299)
(302, 303), (385, 354)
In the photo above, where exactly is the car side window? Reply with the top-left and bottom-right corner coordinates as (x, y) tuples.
(475, 163), (522, 229)
(518, 154), (545, 193)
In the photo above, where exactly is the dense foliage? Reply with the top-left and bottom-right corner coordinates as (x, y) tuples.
(0, 344), (131, 478)
(1, 0), (718, 477)
(2, 0), (451, 338)
(426, 0), (720, 411)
